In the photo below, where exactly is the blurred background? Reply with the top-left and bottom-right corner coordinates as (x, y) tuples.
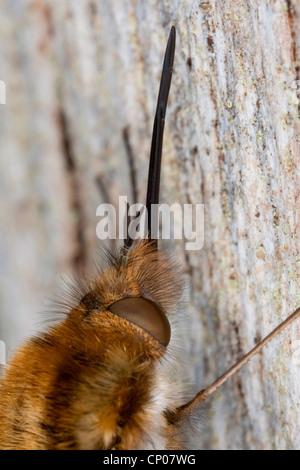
(0, 0), (299, 449)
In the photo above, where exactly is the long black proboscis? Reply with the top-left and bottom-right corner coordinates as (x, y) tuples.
(123, 27), (176, 252)
(146, 26), (176, 246)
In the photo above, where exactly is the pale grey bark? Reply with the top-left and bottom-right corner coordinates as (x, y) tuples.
(0, 0), (299, 450)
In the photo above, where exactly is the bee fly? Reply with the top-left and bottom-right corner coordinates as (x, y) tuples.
(0, 26), (299, 450)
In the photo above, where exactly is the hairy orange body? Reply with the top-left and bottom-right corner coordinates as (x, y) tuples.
(0, 243), (192, 450)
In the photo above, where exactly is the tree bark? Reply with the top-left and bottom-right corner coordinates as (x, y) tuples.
(0, 0), (299, 450)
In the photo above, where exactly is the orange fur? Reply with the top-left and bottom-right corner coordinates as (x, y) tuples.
(0, 242), (191, 450)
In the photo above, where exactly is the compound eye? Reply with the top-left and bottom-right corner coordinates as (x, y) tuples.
(108, 297), (171, 347)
